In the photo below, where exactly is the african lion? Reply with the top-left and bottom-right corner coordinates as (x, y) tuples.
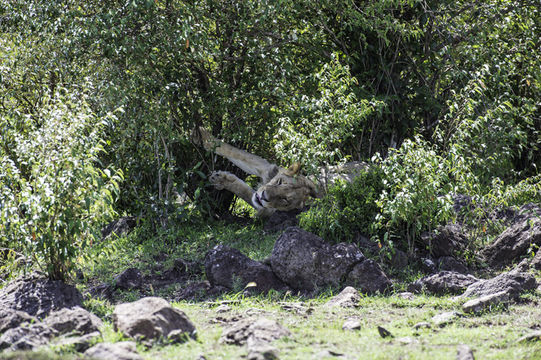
(193, 128), (366, 217)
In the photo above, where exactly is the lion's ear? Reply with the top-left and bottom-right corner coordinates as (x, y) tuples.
(285, 162), (301, 176)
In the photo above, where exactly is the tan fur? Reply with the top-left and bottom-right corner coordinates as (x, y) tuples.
(192, 128), (317, 216)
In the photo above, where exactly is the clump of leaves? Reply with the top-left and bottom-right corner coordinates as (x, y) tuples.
(274, 53), (385, 175)
(299, 167), (384, 243)
(0, 89), (122, 280)
(374, 137), (455, 254)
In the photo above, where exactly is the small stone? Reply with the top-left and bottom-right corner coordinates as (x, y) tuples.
(456, 345), (475, 360)
(325, 287), (361, 308)
(84, 341), (143, 360)
(342, 319), (361, 331)
(247, 339), (280, 360)
(397, 336), (417, 345)
(413, 322), (431, 330)
(517, 330), (541, 343)
(377, 326), (393, 338)
(397, 292), (415, 300)
(216, 304), (232, 313)
(432, 311), (461, 327)
(462, 290), (510, 314)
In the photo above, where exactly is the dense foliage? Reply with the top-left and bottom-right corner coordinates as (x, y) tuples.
(0, 0), (539, 278)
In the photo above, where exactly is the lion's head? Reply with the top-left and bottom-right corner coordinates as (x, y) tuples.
(251, 163), (317, 211)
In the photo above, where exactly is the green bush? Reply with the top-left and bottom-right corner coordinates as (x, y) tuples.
(374, 137), (455, 254)
(0, 90), (122, 280)
(274, 54), (385, 175)
(299, 167), (384, 243)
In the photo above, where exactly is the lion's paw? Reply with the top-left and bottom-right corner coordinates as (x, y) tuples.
(209, 171), (234, 190)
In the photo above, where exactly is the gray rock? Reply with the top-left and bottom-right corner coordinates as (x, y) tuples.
(397, 292), (415, 300)
(44, 306), (103, 335)
(247, 340), (280, 360)
(457, 345), (475, 360)
(342, 319), (361, 331)
(389, 249), (408, 270)
(517, 330), (541, 342)
(432, 311), (461, 327)
(53, 331), (101, 352)
(482, 217), (541, 268)
(345, 259), (391, 294)
(421, 258), (437, 273)
(220, 318), (290, 346)
(84, 341), (143, 360)
(269, 227), (364, 292)
(422, 224), (467, 257)
(377, 326), (393, 338)
(462, 290), (511, 314)
(113, 268), (143, 290)
(325, 287), (361, 308)
(0, 273), (82, 319)
(461, 271), (537, 298)
(0, 323), (57, 351)
(409, 271), (478, 295)
(437, 256), (469, 274)
(205, 245), (287, 293)
(531, 250), (541, 270)
(263, 209), (301, 233)
(113, 297), (196, 344)
(0, 306), (37, 334)
(413, 322), (431, 330)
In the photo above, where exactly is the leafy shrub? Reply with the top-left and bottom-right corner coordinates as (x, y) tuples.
(0, 90), (122, 280)
(299, 167), (384, 243)
(374, 137), (456, 254)
(274, 54), (385, 175)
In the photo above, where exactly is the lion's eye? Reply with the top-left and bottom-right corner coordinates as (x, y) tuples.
(276, 179), (282, 185)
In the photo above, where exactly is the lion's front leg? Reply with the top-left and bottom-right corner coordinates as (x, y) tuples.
(209, 171), (255, 207)
(209, 171), (275, 217)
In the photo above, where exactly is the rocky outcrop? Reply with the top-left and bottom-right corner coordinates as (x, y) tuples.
(113, 297), (196, 344)
(0, 273), (82, 319)
(205, 245), (287, 293)
(408, 271), (478, 295)
(0, 307), (102, 352)
(482, 217), (541, 268)
(461, 271), (537, 299)
(269, 227), (390, 293)
(345, 259), (391, 294)
(421, 224), (467, 257)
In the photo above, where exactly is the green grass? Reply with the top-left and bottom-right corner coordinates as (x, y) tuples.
(5, 220), (541, 359)
(135, 294), (541, 359)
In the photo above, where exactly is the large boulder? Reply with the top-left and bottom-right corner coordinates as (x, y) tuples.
(205, 245), (287, 293)
(0, 306), (103, 352)
(0, 273), (82, 319)
(461, 271), (537, 298)
(421, 224), (467, 257)
(0, 307), (36, 334)
(269, 227), (365, 292)
(482, 217), (541, 268)
(44, 307), (103, 335)
(408, 271), (478, 295)
(0, 323), (57, 352)
(113, 297), (196, 344)
(345, 259), (391, 294)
